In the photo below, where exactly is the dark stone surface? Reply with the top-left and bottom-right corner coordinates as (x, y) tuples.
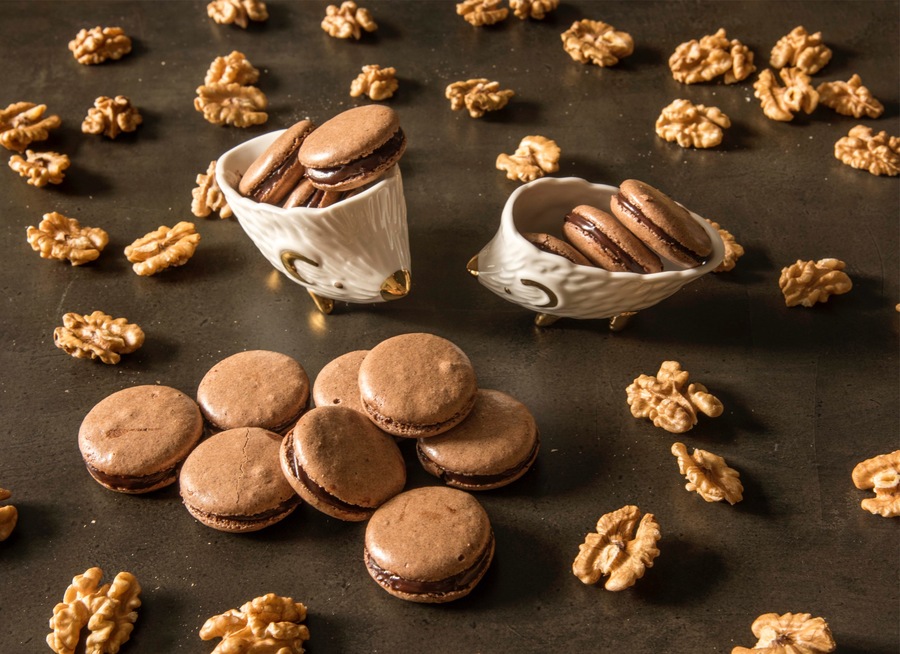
(0, 2), (897, 652)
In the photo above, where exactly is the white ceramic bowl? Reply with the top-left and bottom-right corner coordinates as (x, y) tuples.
(468, 177), (724, 320)
(216, 130), (411, 305)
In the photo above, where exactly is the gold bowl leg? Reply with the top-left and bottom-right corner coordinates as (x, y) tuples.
(609, 311), (636, 332)
(534, 313), (561, 327)
(308, 291), (334, 315)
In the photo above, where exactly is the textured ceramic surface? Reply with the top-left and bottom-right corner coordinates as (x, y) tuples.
(471, 177), (725, 319)
(217, 130), (411, 304)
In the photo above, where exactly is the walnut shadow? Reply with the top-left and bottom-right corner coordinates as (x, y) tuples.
(126, 333), (182, 367)
(0, 501), (61, 563)
(733, 468), (773, 517)
(481, 98), (541, 124)
(127, 589), (187, 652)
(686, 384), (768, 447)
(633, 536), (726, 605)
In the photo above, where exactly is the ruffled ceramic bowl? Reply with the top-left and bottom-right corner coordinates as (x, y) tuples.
(467, 177), (724, 327)
(216, 130), (411, 313)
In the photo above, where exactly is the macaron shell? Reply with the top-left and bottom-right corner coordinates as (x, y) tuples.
(298, 105), (401, 168)
(238, 119), (315, 204)
(611, 179), (712, 267)
(416, 389), (539, 489)
(562, 204), (663, 273)
(522, 232), (593, 267)
(312, 350), (369, 413)
(78, 385), (203, 483)
(179, 427), (299, 532)
(197, 350), (309, 433)
(358, 333), (478, 438)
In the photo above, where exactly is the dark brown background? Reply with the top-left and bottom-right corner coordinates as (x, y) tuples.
(1, 1), (897, 652)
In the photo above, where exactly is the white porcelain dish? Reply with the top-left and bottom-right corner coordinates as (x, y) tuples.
(468, 177), (724, 320)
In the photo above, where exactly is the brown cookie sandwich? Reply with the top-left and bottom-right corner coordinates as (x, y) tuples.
(238, 119), (316, 205)
(522, 232), (593, 266)
(563, 204), (663, 273)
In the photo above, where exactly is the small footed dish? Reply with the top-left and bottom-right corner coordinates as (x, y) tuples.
(217, 130), (411, 313)
(467, 177), (724, 324)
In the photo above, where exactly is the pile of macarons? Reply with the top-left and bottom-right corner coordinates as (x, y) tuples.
(526, 178), (713, 273)
(238, 105), (407, 209)
(75, 333), (540, 603)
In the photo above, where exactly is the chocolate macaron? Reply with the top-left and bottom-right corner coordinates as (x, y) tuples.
(610, 179), (712, 268)
(563, 204), (663, 273)
(417, 389), (540, 491)
(312, 349), (369, 414)
(78, 385), (203, 494)
(364, 486), (495, 603)
(298, 105), (406, 192)
(523, 232), (593, 267)
(280, 406), (406, 521)
(197, 350), (309, 435)
(179, 427), (300, 532)
(238, 119), (316, 205)
(358, 333), (478, 438)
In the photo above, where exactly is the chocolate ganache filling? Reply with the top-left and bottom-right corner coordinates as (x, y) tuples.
(190, 497), (300, 524)
(565, 212), (648, 273)
(306, 129), (406, 185)
(85, 462), (176, 492)
(285, 436), (374, 515)
(251, 155), (304, 202)
(614, 193), (705, 263)
(416, 437), (539, 487)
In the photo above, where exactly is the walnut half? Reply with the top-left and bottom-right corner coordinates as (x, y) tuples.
(446, 78), (514, 118)
(350, 65), (398, 101)
(207, 0), (268, 29)
(834, 125), (899, 177)
(778, 258), (852, 307)
(54, 311), (145, 365)
(671, 442), (743, 504)
(26, 212), (109, 266)
(626, 361), (723, 434)
(195, 83), (268, 128)
(817, 74), (884, 119)
(496, 135), (560, 182)
(192, 161), (232, 219)
(68, 26), (132, 65)
(510, 0), (558, 20)
(124, 221), (200, 276)
(457, 0), (508, 26)
(655, 99), (731, 149)
(753, 68), (818, 122)
(852, 450), (900, 518)
(770, 26), (832, 75)
(561, 19), (634, 68)
(705, 219), (744, 273)
(669, 28), (756, 84)
(205, 51), (260, 86)
(0, 487), (17, 541)
(732, 612), (835, 654)
(82, 96), (142, 139)
(0, 102), (61, 153)
(322, 1), (377, 39)
(573, 505), (661, 591)
(200, 593), (310, 654)
(9, 150), (70, 187)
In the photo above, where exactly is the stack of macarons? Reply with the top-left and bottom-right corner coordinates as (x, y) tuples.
(238, 105), (407, 209)
(526, 179), (713, 273)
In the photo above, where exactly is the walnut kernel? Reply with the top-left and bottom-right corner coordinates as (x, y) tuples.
(732, 612), (835, 654)
(0, 487), (16, 541)
(26, 212), (109, 266)
(0, 102), (61, 153)
(510, 0), (558, 20)
(753, 68), (818, 121)
(457, 0), (508, 26)
(200, 593), (310, 654)
(68, 26), (132, 65)
(192, 161), (232, 219)
(82, 96), (143, 139)
(779, 258), (852, 307)
(668, 28), (756, 84)
(207, 0), (268, 29)
(125, 221), (201, 276)
(53, 311), (145, 365)
(8, 150), (70, 187)
(446, 78), (514, 118)
(705, 220), (744, 273)
(834, 125), (899, 177)
(350, 65), (398, 101)
(205, 51), (260, 86)
(561, 19), (634, 68)
(770, 26), (832, 75)
(852, 450), (900, 518)
(195, 83), (268, 127)
(322, 1), (377, 40)
(496, 135), (560, 182)
(671, 442), (743, 504)
(626, 361), (723, 434)
(655, 99), (731, 149)
(817, 74), (884, 119)
(573, 505), (661, 591)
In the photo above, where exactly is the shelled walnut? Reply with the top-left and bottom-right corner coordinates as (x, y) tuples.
(573, 505), (661, 591)
(561, 19), (633, 67)
(446, 78), (514, 118)
(195, 83), (268, 127)
(0, 487), (16, 541)
(321, 1), (377, 39)
(510, 0), (558, 20)
(851, 450), (900, 518)
(705, 220), (744, 273)
(205, 51), (260, 86)
(82, 96), (142, 139)
(26, 212), (109, 266)
(0, 102), (61, 153)
(753, 68), (818, 121)
(496, 135), (560, 182)
(47, 567), (141, 654)
(779, 258), (852, 307)
(53, 311), (145, 365)
(770, 26), (832, 75)
(626, 361), (723, 434)
(834, 125), (899, 177)
(669, 28), (755, 84)
(8, 150), (70, 187)
(125, 221), (200, 276)
(68, 26), (132, 65)
(655, 99), (730, 149)
(207, 0), (268, 28)
(200, 593), (310, 654)
(350, 65), (398, 101)
(192, 161), (232, 219)
(671, 442), (743, 504)
(732, 612), (835, 654)
(817, 74), (884, 118)
(457, 0), (508, 26)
